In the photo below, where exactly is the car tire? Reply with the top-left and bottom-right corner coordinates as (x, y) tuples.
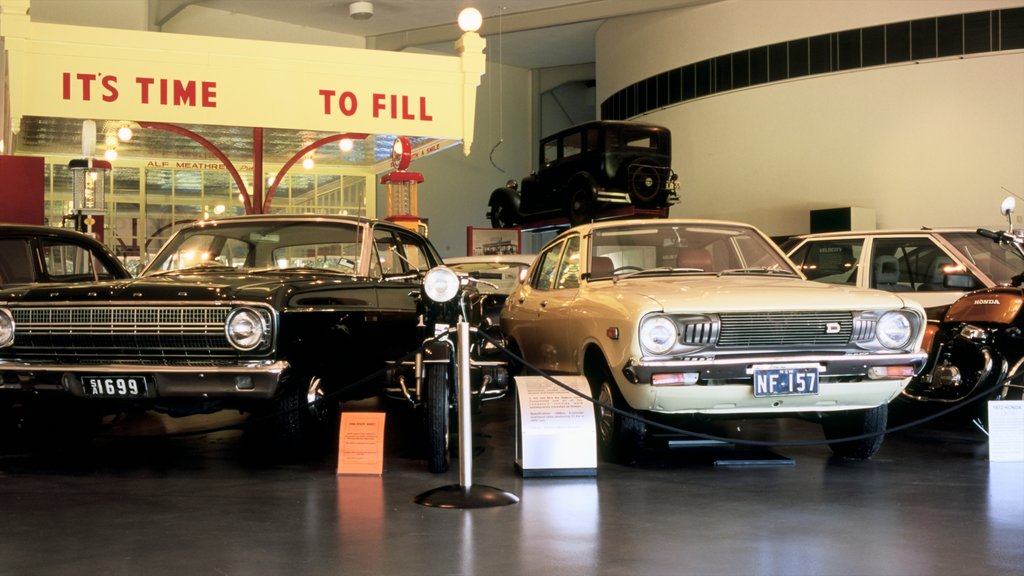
(273, 373), (337, 456)
(489, 194), (518, 228)
(568, 186), (595, 227)
(425, 363), (451, 473)
(628, 161), (663, 206)
(821, 404), (887, 459)
(588, 363), (646, 464)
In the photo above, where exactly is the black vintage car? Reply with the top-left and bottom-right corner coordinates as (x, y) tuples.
(0, 215), (442, 452)
(0, 223), (131, 288)
(486, 120), (679, 229)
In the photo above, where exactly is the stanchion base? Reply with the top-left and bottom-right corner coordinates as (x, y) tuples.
(414, 484), (520, 509)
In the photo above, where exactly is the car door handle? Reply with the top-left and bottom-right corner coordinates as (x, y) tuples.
(517, 296), (525, 304)
(540, 300), (548, 308)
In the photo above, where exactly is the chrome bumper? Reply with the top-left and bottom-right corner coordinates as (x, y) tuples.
(622, 352), (928, 384)
(0, 360), (289, 399)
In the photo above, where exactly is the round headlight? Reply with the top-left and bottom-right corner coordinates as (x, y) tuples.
(225, 307), (266, 351)
(876, 311), (913, 350)
(639, 315), (677, 356)
(423, 266), (461, 303)
(0, 308), (14, 348)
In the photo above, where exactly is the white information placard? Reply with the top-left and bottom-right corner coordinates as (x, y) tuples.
(988, 400), (1024, 462)
(515, 375), (597, 477)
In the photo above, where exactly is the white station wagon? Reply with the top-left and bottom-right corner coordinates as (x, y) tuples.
(501, 219), (928, 461)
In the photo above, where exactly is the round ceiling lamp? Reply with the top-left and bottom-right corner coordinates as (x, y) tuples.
(349, 2), (373, 20)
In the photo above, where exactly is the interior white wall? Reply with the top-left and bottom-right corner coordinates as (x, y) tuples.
(398, 60), (534, 258)
(597, 0), (1024, 236)
(159, 5), (365, 48)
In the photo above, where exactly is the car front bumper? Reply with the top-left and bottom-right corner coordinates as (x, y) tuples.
(619, 351), (927, 414)
(0, 360), (289, 400)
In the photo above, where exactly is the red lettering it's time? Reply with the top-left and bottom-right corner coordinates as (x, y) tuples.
(61, 72), (218, 108)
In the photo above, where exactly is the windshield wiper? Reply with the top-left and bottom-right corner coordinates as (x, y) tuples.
(249, 266), (357, 276)
(612, 266), (709, 283)
(150, 264), (239, 276)
(719, 267), (800, 277)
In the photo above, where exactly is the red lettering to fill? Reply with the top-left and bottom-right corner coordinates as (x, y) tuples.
(319, 90), (336, 114)
(372, 93), (386, 118)
(419, 97), (433, 121)
(400, 95), (415, 120)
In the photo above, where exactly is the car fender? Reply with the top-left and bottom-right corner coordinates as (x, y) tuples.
(487, 186), (521, 211)
(562, 172), (598, 197)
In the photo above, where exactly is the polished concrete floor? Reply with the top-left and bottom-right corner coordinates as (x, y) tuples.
(0, 396), (1021, 576)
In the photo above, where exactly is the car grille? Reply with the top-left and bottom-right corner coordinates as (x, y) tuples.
(717, 311), (853, 347)
(1, 304), (274, 365)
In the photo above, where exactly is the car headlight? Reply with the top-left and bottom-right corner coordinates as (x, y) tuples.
(0, 308), (13, 348)
(423, 266), (461, 303)
(225, 307), (267, 351)
(876, 311), (913, 350)
(639, 315), (678, 356)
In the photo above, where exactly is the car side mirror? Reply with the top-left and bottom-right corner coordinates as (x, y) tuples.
(944, 272), (979, 290)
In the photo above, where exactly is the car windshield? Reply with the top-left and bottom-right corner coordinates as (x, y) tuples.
(143, 220), (364, 275)
(447, 261), (531, 295)
(939, 231), (1024, 285)
(589, 223), (795, 279)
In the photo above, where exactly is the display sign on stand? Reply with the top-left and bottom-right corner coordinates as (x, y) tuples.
(988, 401), (1024, 462)
(515, 375), (597, 477)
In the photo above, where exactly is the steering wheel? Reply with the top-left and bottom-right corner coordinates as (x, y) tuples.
(613, 265), (643, 274)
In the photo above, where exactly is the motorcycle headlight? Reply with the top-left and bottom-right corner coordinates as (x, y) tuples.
(423, 266), (461, 303)
(876, 311), (913, 350)
(225, 307), (267, 351)
(639, 315), (677, 356)
(0, 308), (13, 348)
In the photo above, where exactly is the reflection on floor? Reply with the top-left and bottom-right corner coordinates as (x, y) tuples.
(0, 397), (1021, 576)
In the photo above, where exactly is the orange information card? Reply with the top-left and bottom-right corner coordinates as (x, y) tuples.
(336, 412), (386, 476)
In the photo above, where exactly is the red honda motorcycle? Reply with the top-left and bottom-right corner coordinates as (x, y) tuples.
(902, 197), (1024, 424)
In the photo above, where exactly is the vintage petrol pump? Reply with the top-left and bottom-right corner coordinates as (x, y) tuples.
(381, 136), (427, 236)
(65, 158), (111, 241)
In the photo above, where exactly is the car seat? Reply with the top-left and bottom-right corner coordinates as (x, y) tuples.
(676, 248), (712, 271)
(873, 255), (910, 291)
(590, 255), (614, 278)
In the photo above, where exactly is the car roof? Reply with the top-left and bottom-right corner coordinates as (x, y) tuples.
(787, 228), (977, 240)
(0, 223), (111, 244)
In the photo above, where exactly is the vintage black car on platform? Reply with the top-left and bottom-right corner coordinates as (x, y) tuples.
(0, 223), (130, 288)
(486, 120), (679, 229)
(0, 215), (442, 451)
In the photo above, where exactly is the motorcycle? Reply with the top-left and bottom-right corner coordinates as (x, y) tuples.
(384, 265), (511, 473)
(902, 196), (1024, 423)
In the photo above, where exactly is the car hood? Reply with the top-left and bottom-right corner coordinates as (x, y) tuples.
(590, 275), (918, 313)
(0, 272), (376, 307)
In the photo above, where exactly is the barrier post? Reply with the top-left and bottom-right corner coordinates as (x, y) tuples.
(414, 321), (519, 508)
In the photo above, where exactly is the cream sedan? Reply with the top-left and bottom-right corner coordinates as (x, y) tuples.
(501, 219), (928, 461)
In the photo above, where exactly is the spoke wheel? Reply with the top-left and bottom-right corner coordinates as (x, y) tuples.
(568, 186), (594, 227)
(425, 363), (451, 473)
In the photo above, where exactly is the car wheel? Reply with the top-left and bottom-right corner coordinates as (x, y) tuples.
(821, 404), (887, 459)
(273, 373), (337, 456)
(425, 363), (451, 473)
(588, 363), (646, 463)
(489, 195), (518, 228)
(568, 186), (594, 227)
(628, 161), (663, 206)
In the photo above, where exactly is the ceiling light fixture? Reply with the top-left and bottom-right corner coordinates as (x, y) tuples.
(458, 7), (483, 32)
(117, 124), (133, 142)
(349, 2), (373, 20)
